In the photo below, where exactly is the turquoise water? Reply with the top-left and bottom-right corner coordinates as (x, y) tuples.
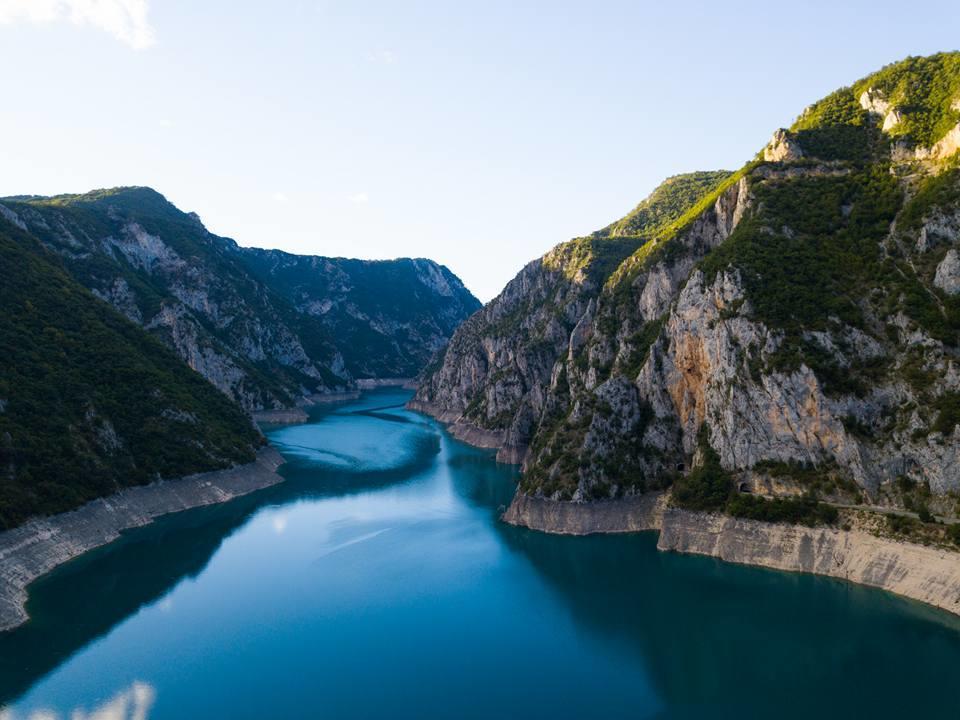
(3, 389), (960, 719)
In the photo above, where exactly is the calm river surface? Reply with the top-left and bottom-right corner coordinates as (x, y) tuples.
(2, 389), (960, 719)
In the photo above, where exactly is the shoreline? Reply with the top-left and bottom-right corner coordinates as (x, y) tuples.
(502, 491), (960, 618)
(0, 446), (286, 633)
(405, 402), (960, 619)
(356, 378), (417, 390)
(502, 492), (668, 534)
(406, 399), (526, 463)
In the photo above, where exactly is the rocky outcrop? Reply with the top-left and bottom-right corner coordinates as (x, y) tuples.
(237, 250), (481, 381)
(859, 88), (903, 132)
(916, 124), (960, 163)
(935, 249), (960, 295)
(0, 447), (285, 633)
(763, 129), (804, 162)
(410, 254), (586, 465)
(412, 173), (749, 483)
(409, 53), (960, 618)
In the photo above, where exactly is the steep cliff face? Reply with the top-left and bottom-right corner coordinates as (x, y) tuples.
(414, 52), (960, 532)
(411, 170), (736, 464)
(0, 188), (479, 411)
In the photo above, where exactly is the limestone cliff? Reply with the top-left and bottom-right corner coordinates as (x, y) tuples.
(414, 53), (960, 542)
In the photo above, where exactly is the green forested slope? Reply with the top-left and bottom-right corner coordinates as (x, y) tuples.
(0, 220), (262, 530)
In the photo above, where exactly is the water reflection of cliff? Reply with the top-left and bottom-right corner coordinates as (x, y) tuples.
(492, 512), (960, 718)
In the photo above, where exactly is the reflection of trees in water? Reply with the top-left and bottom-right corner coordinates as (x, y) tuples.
(493, 522), (960, 717)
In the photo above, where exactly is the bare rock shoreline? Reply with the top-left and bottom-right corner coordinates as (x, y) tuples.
(0, 447), (286, 633)
(252, 392), (362, 425)
(657, 508), (960, 616)
(502, 492), (668, 534)
(502, 492), (960, 617)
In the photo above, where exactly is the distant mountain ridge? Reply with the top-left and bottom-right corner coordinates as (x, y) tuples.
(0, 188), (480, 411)
(238, 248), (478, 379)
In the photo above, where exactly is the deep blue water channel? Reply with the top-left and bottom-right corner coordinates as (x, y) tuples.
(2, 389), (960, 719)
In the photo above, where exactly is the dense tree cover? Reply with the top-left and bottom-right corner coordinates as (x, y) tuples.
(5, 187), (478, 401)
(786, 53), (960, 160)
(605, 165), (757, 305)
(4, 188), (348, 405)
(545, 171), (733, 287)
(858, 52), (960, 149)
(0, 220), (262, 530)
(791, 88), (880, 162)
(699, 162), (960, 391)
(701, 169), (902, 333)
(601, 171), (733, 238)
(898, 158), (960, 231)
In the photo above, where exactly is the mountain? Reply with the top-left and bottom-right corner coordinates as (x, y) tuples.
(238, 250), (480, 379)
(0, 218), (263, 530)
(413, 52), (960, 541)
(0, 188), (480, 411)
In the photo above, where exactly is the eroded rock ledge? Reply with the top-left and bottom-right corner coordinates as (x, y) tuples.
(502, 492), (667, 534)
(503, 493), (960, 617)
(0, 447), (286, 633)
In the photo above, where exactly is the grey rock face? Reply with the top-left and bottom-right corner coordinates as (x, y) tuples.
(763, 129), (804, 162)
(414, 154), (960, 515)
(935, 249), (960, 295)
(2, 188), (479, 411)
(236, 248), (481, 379)
(413, 177), (751, 491)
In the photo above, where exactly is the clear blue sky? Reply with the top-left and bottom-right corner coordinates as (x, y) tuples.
(1, 1), (958, 300)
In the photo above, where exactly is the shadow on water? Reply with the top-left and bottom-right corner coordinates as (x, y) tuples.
(434, 422), (960, 717)
(445, 450), (518, 513)
(491, 514), (960, 719)
(0, 415), (442, 706)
